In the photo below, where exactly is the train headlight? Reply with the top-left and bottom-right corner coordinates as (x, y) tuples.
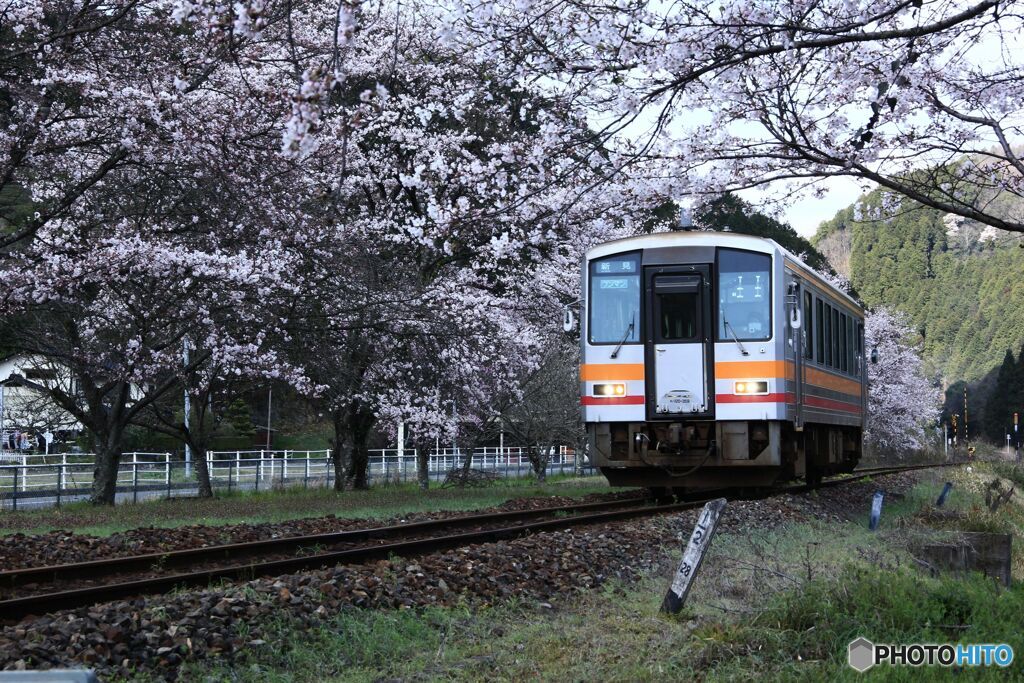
(593, 383), (626, 397)
(734, 380), (769, 395)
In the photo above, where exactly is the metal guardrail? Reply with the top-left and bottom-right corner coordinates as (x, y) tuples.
(0, 447), (594, 510)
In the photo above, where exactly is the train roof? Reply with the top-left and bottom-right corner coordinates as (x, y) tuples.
(586, 231), (863, 313)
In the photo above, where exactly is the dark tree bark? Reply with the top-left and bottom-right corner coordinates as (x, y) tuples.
(192, 444), (213, 498)
(573, 433), (588, 476)
(329, 408), (348, 492)
(90, 434), (123, 505)
(527, 444), (550, 483)
(348, 408), (374, 490)
(415, 438), (431, 491)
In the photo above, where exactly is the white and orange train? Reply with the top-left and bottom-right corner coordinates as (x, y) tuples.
(580, 232), (865, 491)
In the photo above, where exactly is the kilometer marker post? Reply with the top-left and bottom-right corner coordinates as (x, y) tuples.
(661, 498), (727, 614)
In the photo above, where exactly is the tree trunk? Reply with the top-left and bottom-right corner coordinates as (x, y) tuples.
(349, 412), (372, 490)
(528, 444), (548, 483)
(193, 444), (213, 498)
(459, 437), (476, 474)
(90, 434), (123, 505)
(573, 434), (587, 476)
(329, 409), (347, 492)
(415, 438), (430, 491)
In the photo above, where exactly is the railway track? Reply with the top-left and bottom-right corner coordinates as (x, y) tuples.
(0, 461), (962, 622)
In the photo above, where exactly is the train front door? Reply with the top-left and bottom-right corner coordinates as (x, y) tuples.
(645, 266), (713, 418)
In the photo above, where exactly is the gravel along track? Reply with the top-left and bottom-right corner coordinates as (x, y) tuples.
(0, 490), (642, 573)
(0, 469), (927, 680)
(0, 495), (659, 604)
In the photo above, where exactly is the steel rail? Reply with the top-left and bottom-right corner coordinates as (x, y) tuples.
(0, 461), (964, 622)
(0, 497), (710, 622)
(0, 495), (654, 592)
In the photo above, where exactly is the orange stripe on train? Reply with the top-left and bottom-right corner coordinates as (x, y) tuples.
(579, 363), (645, 381)
(582, 361), (862, 396)
(717, 361), (861, 395)
(714, 360), (789, 379)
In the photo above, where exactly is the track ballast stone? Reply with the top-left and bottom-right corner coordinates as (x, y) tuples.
(0, 491), (640, 572)
(0, 472), (922, 679)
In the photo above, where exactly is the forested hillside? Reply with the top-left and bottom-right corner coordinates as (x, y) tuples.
(815, 191), (1024, 383)
(814, 189), (1024, 441)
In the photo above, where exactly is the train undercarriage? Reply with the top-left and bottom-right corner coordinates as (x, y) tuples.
(591, 419), (861, 491)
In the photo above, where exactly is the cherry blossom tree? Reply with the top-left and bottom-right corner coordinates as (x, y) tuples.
(864, 306), (942, 453)
(1, 4), (316, 503)
(498, 341), (582, 483)
(1, 7), (333, 501)
(276, 6), (652, 489)
(443, 0), (1024, 233)
(2, 0), (659, 505)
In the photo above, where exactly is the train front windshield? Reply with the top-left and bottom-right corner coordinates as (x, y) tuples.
(589, 253), (641, 344)
(718, 249), (771, 341)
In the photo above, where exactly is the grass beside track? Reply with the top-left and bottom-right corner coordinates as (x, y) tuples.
(0, 475), (613, 537)
(162, 461), (1023, 682)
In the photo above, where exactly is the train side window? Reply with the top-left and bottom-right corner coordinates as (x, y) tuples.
(839, 313), (848, 373)
(803, 291), (813, 360)
(856, 322), (864, 375)
(815, 299), (824, 363)
(847, 317), (856, 375)
(823, 303), (832, 367)
(831, 307), (840, 370)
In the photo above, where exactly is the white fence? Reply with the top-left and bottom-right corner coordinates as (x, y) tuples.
(0, 446), (592, 510)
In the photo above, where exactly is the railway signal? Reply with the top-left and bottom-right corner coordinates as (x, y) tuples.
(1015, 412), (1020, 461)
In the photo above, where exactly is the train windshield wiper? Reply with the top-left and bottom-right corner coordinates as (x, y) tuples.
(610, 316), (635, 359)
(723, 317), (750, 356)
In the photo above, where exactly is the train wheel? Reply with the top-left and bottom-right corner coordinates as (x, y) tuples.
(806, 467), (823, 488)
(646, 486), (674, 503)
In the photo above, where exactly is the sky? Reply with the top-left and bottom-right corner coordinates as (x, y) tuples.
(774, 177), (867, 238)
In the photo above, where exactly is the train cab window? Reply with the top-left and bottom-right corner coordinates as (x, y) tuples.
(589, 253), (641, 344)
(654, 276), (700, 341)
(717, 249), (771, 341)
(839, 314), (849, 373)
(815, 299), (824, 363)
(803, 291), (813, 360)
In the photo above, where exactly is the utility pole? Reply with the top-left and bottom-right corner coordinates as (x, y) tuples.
(451, 400), (457, 459)
(0, 380), (5, 454)
(183, 338), (191, 479)
(265, 387), (273, 451)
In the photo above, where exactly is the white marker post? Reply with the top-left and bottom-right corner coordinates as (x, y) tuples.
(662, 498), (727, 614)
